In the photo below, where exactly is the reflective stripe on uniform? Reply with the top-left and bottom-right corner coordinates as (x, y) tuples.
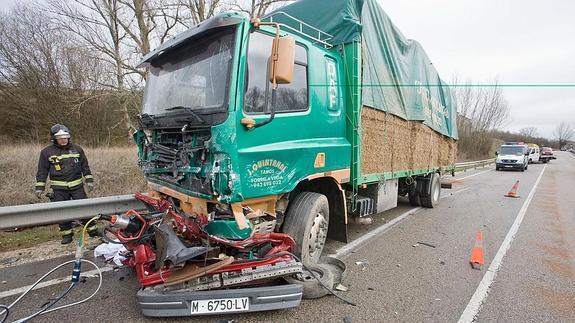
(58, 153), (80, 159)
(60, 229), (73, 236)
(50, 177), (84, 188)
(84, 175), (93, 179)
(35, 182), (46, 186)
(48, 154), (80, 162)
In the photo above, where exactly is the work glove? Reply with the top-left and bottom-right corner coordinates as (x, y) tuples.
(35, 190), (44, 199)
(87, 182), (94, 192)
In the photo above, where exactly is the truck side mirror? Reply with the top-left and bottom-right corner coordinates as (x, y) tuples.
(268, 36), (295, 85)
(495, 151), (499, 156)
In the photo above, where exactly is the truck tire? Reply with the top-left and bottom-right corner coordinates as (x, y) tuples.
(284, 263), (335, 299)
(408, 188), (421, 206)
(282, 192), (329, 266)
(420, 173), (440, 208)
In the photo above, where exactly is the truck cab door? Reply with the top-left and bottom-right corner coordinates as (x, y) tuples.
(236, 31), (349, 198)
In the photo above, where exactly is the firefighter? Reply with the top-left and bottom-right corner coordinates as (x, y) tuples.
(35, 124), (98, 244)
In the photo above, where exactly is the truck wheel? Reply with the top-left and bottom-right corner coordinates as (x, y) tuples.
(408, 188), (421, 206)
(282, 192), (329, 266)
(284, 263), (335, 299)
(420, 173), (441, 208)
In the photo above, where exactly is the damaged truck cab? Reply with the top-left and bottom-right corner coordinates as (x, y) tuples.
(128, 0), (459, 316)
(135, 12), (350, 265)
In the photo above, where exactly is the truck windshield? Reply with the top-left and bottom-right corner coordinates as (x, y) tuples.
(142, 28), (235, 117)
(500, 146), (525, 156)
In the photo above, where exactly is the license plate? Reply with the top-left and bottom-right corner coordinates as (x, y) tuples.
(190, 297), (249, 314)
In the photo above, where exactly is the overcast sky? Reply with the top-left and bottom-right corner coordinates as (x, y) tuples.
(381, 0), (575, 139)
(1, 0), (573, 139)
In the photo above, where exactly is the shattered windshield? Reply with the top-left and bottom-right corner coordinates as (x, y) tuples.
(142, 28), (235, 116)
(500, 146), (525, 156)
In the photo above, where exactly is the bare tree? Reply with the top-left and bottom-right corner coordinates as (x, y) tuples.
(0, 4), (73, 140)
(554, 122), (574, 148)
(42, 0), (172, 137)
(0, 4), (130, 145)
(518, 126), (538, 138)
(229, 0), (293, 18)
(179, 0), (222, 25)
(452, 77), (510, 159)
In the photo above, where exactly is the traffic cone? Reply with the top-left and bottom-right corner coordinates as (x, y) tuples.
(470, 230), (485, 270)
(504, 180), (520, 198)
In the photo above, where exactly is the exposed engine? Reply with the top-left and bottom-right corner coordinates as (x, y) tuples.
(139, 128), (214, 196)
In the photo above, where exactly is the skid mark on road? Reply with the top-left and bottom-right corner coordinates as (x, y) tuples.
(542, 258), (575, 280)
(534, 285), (575, 317)
(535, 169), (574, 282)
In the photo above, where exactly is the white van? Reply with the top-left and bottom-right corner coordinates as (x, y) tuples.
(496, 143), (529, 171)
(527, 144), (540, 163)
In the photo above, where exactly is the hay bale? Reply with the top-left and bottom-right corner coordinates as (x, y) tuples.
(361, 107), (457, 175)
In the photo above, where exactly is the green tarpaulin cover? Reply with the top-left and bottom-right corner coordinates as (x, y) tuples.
(267, 0), (458, 139)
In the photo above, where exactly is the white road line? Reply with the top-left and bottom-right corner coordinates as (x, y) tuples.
(331, 186), (472, 259)
(457, 168), (494, 181)
(458, 164), (547, 323)
(331, 207), (422, 258)
(0, 266), (113, 299)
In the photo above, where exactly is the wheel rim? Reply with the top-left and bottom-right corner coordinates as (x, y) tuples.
(433, 178), (440, 202)
(308, 211), (328, 258)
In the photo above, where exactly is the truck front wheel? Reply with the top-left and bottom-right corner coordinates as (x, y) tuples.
(282, 192), (329, 266)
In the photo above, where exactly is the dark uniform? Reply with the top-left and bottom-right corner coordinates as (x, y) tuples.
(35, 142), (97, 240)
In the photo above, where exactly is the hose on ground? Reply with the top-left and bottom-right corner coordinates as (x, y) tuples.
(0, 216), (103, 322)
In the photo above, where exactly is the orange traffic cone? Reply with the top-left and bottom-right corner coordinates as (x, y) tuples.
(470, 230), (485, 270)
(504, 180), (520, 198)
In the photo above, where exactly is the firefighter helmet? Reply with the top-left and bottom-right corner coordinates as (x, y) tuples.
(50, 124), (71, 141)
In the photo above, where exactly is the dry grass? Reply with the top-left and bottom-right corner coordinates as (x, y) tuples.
(0, 144), (147, 251)
(0, 144), (147, 207)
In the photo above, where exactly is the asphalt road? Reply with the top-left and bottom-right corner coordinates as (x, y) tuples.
(1, 152), (574, 322)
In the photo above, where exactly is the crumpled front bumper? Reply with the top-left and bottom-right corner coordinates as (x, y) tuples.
(137, 283), (303, 317)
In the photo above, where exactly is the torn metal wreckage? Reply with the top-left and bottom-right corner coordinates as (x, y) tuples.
(99, 192), (345, 317)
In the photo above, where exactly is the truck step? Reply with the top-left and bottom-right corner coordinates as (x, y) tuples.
(348, 195), (374, 218)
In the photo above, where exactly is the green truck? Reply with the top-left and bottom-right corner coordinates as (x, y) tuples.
(135, 0), (458, 271)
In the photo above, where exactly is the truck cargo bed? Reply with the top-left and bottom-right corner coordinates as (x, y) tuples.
(361, 107), (457, 176)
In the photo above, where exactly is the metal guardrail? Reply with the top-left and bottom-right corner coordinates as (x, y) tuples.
(0, 159), (496, 230)
(454, 158), (496, 172)
(0, 195), (146, 230)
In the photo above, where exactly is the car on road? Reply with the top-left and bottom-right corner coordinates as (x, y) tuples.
(539, 147), (556, 163)
(527, 143), (540, 163)
(496, 143), (529, 171)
